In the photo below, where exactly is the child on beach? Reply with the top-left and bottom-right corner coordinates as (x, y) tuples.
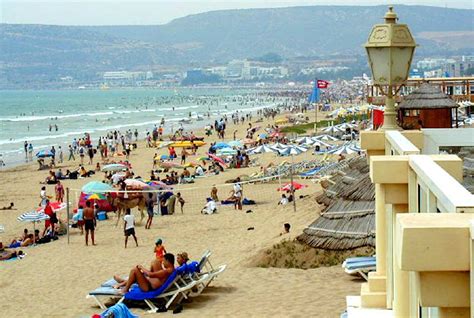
(154, 238), (166, 261)
(123, 208), (138, 248)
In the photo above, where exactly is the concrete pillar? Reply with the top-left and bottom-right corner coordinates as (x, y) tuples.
(376, 183), (387, 276)
(392, 204), (410, 317)
(408, 168), (418, 213)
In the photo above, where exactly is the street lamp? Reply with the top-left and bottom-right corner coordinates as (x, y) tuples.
(365, 6), (416, 130)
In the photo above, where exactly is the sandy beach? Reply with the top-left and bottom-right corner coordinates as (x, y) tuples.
(0, 113), (362, 318)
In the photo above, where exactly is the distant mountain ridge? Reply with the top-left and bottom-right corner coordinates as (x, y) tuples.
(0, 5), (473, 87)
(83, 5), (473, 60)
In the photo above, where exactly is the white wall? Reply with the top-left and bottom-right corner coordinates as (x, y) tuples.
(422, 128), (474, 154)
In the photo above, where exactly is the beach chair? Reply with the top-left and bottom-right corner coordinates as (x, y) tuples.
(342, 256), (376, 281)
(87, 269), (202, 312)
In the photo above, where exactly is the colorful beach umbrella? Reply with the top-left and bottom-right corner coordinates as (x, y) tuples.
(81, 181), (114, 194)
(36, 201), (67, 213)
(36, 150), (54, 158)
(101, 163), (127, 172)
(85, 193), (106, 201)
(278, 182), (308, 192)
(208, 153), (227, 167)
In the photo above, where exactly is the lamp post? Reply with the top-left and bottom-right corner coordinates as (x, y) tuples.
(365, 6), (416, 130)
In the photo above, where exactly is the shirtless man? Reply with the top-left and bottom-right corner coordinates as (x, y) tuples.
(115, 253), (175, 294)
(83, 200), (96, 246)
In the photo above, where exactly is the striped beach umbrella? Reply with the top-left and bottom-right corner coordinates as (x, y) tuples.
(314, 134), (339, 142)
(295, 136), (316, 145)
(248, 145), (278, 154)
(17, 211), (50, 244)
(278, 145), (307, 156)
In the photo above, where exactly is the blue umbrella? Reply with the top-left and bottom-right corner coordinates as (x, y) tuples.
(217, 147), (238, 156)
(36, 150), (54, 158)
(212, 142), (230, 150)
(82, 181), (114, 194)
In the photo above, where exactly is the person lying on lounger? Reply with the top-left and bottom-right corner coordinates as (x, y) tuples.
(113, 253), (175, 294)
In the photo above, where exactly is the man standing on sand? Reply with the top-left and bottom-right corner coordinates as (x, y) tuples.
(83, 200), (96, 246)
(123, 208), (138, 248)
(68, 145), (75, 161)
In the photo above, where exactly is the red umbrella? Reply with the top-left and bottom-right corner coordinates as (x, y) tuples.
(208, 153), (227, 167)
(277, 182), (307, 192)
(36, 201), (67, 213)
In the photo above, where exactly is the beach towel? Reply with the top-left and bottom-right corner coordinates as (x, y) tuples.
(100, 303), (137, 318)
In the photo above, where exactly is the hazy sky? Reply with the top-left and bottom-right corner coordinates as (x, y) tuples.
(1, 0), (472, 25)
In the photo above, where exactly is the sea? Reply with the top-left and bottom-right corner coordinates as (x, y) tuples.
(0, 88), (284, 167)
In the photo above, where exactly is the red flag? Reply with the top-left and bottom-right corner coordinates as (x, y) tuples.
(317, 80), (329, 89)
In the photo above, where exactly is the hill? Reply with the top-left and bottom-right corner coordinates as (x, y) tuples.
(85, 5), (473, 61)
(0, 5), (472, 87)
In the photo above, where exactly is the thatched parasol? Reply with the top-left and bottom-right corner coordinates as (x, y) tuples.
(298, 156), (375, 250)
(398, 83), (459, 110)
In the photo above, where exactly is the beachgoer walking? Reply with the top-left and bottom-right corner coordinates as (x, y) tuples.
(180, 148), (188, 165)
(24, 141), (28, 160)
(176, 192), (185, 213)
(233, 178), (243, 210)
(83, 200), (96, 246)
(211, 185), (219, 201)
(145, 193), (154, 230)
(88, 146), (94, 165)
(58, 146), (63, 163)
(55, 180), (64, 202)
(123, 209), (138, 248)
(28, 143), (33, 161)
(79, 146), (85, 165)
(68, 145), (75, 161)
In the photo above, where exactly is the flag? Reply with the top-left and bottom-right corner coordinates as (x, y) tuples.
(317, 80), (329, 89)
(308, 80), (319, 103)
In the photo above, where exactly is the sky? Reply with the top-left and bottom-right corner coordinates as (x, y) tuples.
(1, 0), (472, 25)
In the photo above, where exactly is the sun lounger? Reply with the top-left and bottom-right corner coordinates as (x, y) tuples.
(342, 256), (376, 281)
(299, 167), (322, 179)
(87, 269), (201, 312)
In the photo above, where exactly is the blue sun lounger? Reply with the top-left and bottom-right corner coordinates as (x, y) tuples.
(87, 268), (202, 312)
(342, 256), (376, 281)
(299, 167), (322, 178)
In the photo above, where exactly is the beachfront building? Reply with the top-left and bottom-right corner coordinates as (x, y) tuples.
(397, 83), (460, 129)
(344, 6), (474, 318)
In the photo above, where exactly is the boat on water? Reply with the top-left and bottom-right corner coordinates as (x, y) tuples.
(100, 83), (110, 90)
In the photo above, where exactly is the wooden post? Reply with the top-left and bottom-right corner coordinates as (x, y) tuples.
(66, 187), (70, 244)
